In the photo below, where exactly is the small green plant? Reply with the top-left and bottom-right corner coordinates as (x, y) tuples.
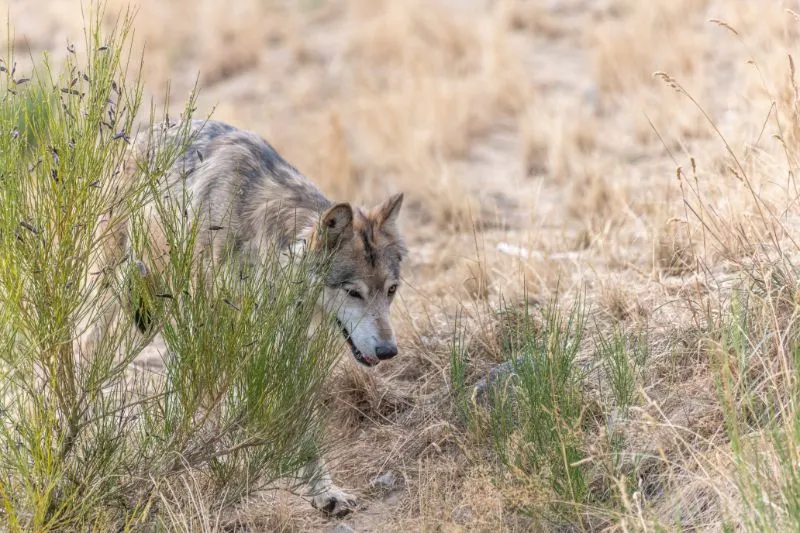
(0, 6), (339, 530)
(449, 310), (471, 423)
(596, 325), (648, 416)
(506, 296), (588, 511)
(452, 294), (589, 524)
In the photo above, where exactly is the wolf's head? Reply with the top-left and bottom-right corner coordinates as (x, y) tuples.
(310, 193), (407, 367)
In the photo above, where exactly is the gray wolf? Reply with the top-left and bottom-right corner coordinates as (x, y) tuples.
(78, 119), (407, 516)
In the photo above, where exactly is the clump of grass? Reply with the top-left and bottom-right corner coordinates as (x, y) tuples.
(452, 295), (589, 524)
(656, 219), (696, 276)
(449, 310), (475, 431)
(596, 325), (649, 417)
(504, 297), (588, 514)
(710, 281), (800, 532)
(0, 6), (339, 530)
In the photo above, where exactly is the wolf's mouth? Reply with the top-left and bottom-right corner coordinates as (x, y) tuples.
(337, 320), (378, 367)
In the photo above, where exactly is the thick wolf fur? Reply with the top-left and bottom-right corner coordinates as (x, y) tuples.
(79, 119), (407, 516)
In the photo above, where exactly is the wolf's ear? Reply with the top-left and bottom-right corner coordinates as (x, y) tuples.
(317, 203), (353, 249)
(375, 193), (404, 231)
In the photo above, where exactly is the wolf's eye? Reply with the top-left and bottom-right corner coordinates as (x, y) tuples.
(387, 284), (398, 296)
(346, 288), (363, 300)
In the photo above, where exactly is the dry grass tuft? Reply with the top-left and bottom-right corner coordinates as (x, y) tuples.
(461, 257), (492, 301)
(591, 0), (710, 96)
(344, 0), (479, 77)
(567, 163), (622, 230)
(327, 364), (412, 433)
(599, 278), (645, 322)
(502, 2), (569, 39)
(656, 220), (697, 276)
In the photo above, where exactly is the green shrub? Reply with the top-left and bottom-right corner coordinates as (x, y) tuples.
(0, 7), (338, 530)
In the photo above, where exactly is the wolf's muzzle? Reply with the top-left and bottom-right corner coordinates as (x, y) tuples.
(336, 320), (379, 367)
(375, 342), (398, 360)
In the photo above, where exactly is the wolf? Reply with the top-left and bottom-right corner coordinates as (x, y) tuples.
(79, 119), (407, 516)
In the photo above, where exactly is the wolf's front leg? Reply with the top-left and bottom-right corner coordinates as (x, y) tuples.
(301, 457), (358, 518)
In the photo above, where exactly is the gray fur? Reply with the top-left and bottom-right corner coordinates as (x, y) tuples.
(143, 120), (333, 265)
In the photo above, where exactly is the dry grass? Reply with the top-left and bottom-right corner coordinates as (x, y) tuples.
(7, 0), (800, 530)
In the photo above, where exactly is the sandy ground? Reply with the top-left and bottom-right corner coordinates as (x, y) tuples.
(5, 0), (800, 530)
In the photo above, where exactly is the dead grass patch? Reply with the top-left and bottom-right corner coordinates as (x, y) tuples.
(591, 0), (711, 95)
(656, 220), (697, 276)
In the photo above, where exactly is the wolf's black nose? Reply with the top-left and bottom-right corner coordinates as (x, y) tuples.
(375, 343), (398, 360)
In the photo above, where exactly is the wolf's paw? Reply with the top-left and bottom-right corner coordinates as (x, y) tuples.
(311, 486), (358, 518)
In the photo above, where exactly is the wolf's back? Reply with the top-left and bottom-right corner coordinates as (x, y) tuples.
(127, 120), (332, 264)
